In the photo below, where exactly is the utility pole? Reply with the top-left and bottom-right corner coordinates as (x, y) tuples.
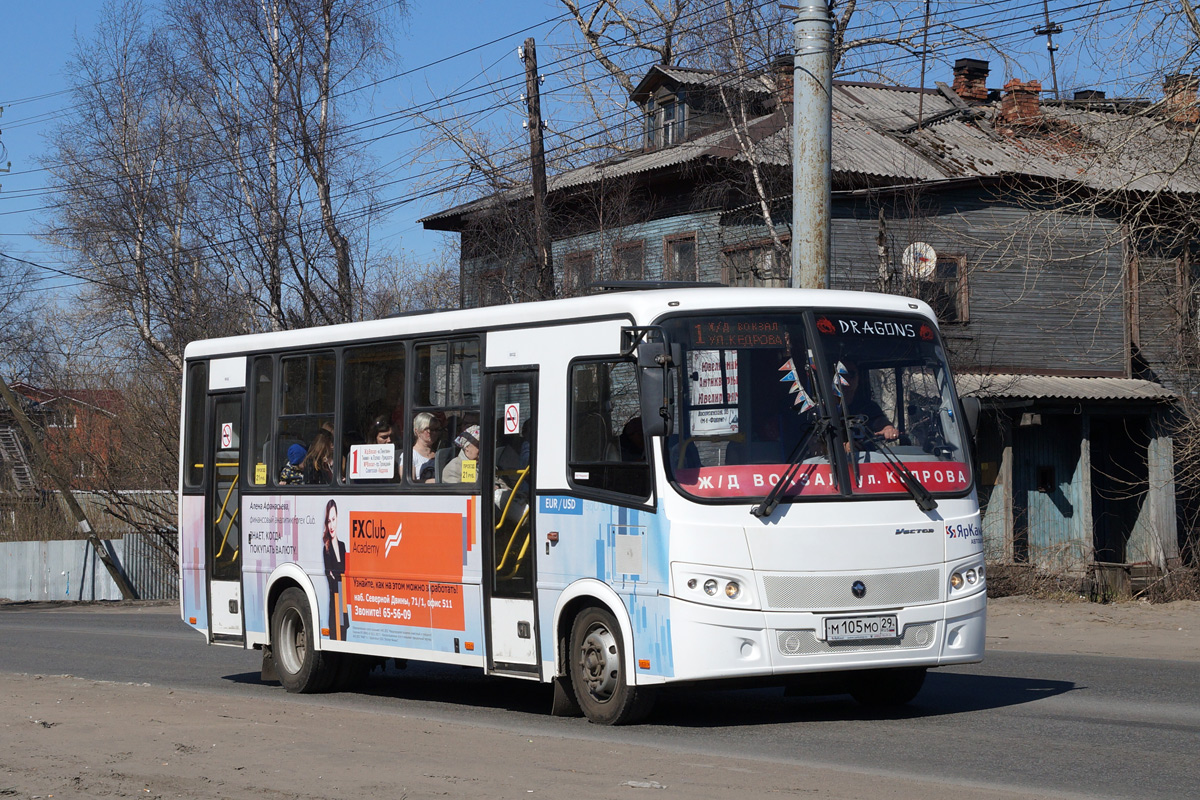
(791, 2), (834, 290)
(1035, 0), (1063, 100)
(521, 38), (554, 300)
(0, 376), (137, 600)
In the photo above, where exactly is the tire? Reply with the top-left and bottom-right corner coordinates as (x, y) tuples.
(849, 667), (927, 708)
(569, 607), (655, 725)
(270, 587), (336, 693)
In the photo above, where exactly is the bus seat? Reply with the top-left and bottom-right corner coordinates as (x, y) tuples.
(433, 446), (454, 482)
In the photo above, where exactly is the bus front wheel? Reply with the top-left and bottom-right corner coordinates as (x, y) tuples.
(569, 607), (655, 725)
(270, 588), (335, 693)
(849, 666), (927, 707)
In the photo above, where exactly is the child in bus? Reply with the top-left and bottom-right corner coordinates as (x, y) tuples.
(279, 443), (306, 485)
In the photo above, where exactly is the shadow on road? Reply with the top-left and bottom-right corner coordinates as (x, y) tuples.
(220, 661), (1076, 727)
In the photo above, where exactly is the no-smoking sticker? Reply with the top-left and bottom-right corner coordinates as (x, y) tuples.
(220, 422), (233, 449)
(503, 403), (520, 435)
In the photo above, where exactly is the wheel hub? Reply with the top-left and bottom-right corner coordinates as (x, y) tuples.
(579, 623), (618, 702)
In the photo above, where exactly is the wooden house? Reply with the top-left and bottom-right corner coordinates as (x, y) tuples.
(423, 58), (1198, 579)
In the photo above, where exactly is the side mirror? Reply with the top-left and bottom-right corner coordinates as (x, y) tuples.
(960, 396), (981, 440)
(637, 342), (677, 438)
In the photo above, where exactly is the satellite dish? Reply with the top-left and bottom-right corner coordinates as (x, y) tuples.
(902, 242), (938, 279)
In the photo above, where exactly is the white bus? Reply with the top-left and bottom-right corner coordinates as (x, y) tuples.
(179, 287), (984, 724)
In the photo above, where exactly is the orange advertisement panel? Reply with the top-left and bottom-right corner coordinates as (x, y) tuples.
(346, 511), (465, 631)
(346, 576), (465, 631)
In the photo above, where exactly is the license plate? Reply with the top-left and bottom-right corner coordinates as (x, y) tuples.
(824, 615), (899, 641)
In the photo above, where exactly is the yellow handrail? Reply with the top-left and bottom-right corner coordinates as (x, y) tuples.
(495, 506), (530, 573)
(213, 474), (239, 560)
(494, 466), (529, 531)
(501, 531), (531, 580)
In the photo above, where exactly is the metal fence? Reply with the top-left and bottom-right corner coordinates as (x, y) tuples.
(0, 531), (177, 602)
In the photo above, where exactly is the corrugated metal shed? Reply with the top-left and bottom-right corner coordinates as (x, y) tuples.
(956, 373), (1177, 401)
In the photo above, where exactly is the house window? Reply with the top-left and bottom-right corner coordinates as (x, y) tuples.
(479, 268), (506, 307)
(906, 254), (968, 323)
(47, 408), (77, 428)
(665, 234), (698, 281)
(645, 91), (686, 149)
(723, 244), (788, 287)
(613, 241), (645, 280)
(565, 251), (595, 296)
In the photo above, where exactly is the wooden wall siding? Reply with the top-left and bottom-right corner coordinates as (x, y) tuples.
(461, 187), (1132, 378)
(824, 193), (1129, 374)
(1012, 415), (1090, 571)
(1134, 256), (1185, 388)
(551, 211), (726, 289)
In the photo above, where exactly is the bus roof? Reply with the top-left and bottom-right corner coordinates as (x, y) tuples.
(182, 287), (936, 359)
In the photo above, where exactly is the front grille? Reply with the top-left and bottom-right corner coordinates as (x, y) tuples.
(776, 622), (937, 656)
(762, 568), (942, 610)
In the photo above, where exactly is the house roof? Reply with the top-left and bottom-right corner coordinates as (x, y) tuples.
(955, 373), (1177, 402)
(629, 64), (775, 104)
(7, 382), (121, 416)
(422, 70), (1200, 230)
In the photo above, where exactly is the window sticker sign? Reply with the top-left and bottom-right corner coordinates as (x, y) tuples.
(690, 408), (739, 436)
(220, 422), (233, 449)
(689, 350), (738, 406)
(503, 403), (521, 435)
(348, 444), (396, 480)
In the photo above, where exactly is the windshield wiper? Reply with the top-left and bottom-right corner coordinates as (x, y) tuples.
(751, 417), (829, 518)
(853, 420), (938, 512)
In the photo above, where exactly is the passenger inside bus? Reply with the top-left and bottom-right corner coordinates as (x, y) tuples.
(279, 443), (306, 485)
(411, 411), (441, 482)
(302, 429), (334, 484)
(618, 417), (645, 462)
(442, 425), (480, 484)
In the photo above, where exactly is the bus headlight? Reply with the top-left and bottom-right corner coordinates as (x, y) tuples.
(948, 561), (986, 598)
(725, 581), (741, 599)
(703, 579), (718, 596)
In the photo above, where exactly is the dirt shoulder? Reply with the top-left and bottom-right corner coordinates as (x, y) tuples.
(985, 595), (1200, 662)
(0, 673), (1065, 800)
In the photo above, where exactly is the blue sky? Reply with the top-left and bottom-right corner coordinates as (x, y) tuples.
(0, 0), (568, 295)
(0, 0), (1167, 305)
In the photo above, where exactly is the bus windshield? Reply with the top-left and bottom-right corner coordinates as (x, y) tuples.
(661, 310), (972, 503)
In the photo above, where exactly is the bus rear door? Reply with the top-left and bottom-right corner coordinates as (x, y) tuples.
(483, 369), (540, 676)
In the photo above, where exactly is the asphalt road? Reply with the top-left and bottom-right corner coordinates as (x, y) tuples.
(1, 602), (1197, 799)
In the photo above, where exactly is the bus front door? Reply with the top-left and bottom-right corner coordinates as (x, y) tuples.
(483, 370), (540, 676)
(206, 393), (245, 643)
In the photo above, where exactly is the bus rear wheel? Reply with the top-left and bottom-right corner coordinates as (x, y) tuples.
(849, 666), (927, 708)
(569, 607), (654, 725)
(270, 588), (335, 693)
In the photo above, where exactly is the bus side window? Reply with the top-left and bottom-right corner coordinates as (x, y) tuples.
(413, 338), (480, 485)
(278, 352), (336, 484)
(568, 360), (651, 498)
(342, 343), (406, 484)
(183, 361), (207, 489)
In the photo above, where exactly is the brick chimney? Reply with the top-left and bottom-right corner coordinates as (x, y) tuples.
(952, 58), (990, 103)
(999, 79), (1042, 125)
(1163, 73), (1199, 124)
(772, 53), (794, 106)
